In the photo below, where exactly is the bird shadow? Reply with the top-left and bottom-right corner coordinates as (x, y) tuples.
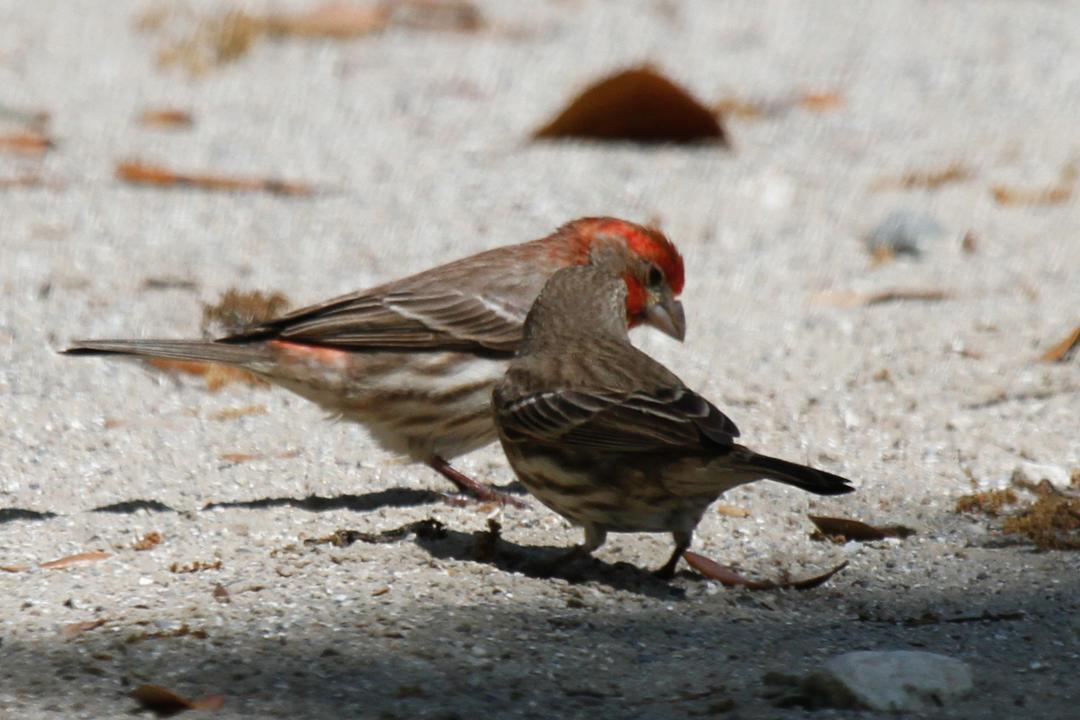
(202, 488), (444, 513)
(0, 487), (457, 525)
(409, 519), (690, 599)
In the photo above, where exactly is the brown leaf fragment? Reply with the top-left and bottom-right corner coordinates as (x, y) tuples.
(872, 163), (972, 191)
(212, 584), (231, 603)
(126, 624), (209, 644)
(1, 565), (30, 573)
(712, 97), (770, 121)
(264, 2), (391, 38)
(0, 174), (50, 189)
(145, 358), (267, 392)
(153, 10), (263, 75)
(955, 488), (1018, 516)
(392, 0), (485, 33)
(535, 67), (728, 145)
(133, 532), (164, 551)
(116, 161), (313, 196)
(201, 288), (291, 336)
(808, 515), (915, 543)
(961, 231), (979, 254)
(40, 550), (110, 569)
(796, 90), (844, 111)
(142, 276), (199, 291)
(472, 518), (501, 562)
(683, 551), (848, 590)
(0, 131), (53, 155)
(811, 288), (950, 308)
(371, 586), (391, 597)
(139, 108), (194, 129)
(991, 184), (1072, 206)
(61, 618), (108, 637)
(129, 684), (225, 716)
(169, 559), (223, 574)
(714, 503), (751, 518)
(1002, 493), (1080, 550)
(305, 519), (447, 548)
(1039, 324), (1080, 363)
(208, 404), (267, 422)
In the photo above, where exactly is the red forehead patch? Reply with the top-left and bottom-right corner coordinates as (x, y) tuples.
(559, 217), (685, 295)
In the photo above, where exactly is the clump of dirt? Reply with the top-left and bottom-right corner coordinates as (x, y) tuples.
(956, 468), (1080, 549)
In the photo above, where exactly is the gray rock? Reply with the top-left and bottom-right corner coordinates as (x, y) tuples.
(804, 650), (974, 712)
(865, 210), (946, 257)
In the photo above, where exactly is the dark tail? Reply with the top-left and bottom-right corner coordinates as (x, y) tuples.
(739, 450), (855, 495)
(63, 339), (273, 367)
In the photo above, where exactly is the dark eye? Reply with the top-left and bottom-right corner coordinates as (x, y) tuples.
(647, 264), (664, 287)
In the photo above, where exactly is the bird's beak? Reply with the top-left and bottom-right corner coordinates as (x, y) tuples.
(644, 291), (686, 342)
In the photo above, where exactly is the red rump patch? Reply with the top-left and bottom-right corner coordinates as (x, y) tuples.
(270, 340), (348, 364)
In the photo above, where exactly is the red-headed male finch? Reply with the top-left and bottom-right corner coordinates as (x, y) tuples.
(493, 265), (855, 578)
(64, 218), (686, 504)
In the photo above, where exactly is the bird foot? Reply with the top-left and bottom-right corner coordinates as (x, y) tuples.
(429, 456), (527, 508)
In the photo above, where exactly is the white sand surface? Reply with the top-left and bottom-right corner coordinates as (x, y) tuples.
(2, 1), (1078, 717)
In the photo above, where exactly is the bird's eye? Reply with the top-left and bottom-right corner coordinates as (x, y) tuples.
(647, 264), (664, 287)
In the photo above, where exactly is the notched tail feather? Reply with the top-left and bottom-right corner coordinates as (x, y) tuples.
(745, 452), (855, 496)
(62, 339), (272, 367)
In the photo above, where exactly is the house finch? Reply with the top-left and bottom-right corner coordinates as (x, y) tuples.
(493, 265), (855, 578)
(65, 218), (686, 504)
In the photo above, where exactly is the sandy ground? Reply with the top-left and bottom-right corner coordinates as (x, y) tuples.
(2, 1), (1079, 717)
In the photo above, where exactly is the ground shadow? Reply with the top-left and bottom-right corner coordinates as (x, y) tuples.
(412, 520), (693, 598)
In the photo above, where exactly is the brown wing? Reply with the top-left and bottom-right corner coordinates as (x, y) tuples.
(495, 385), (740, 453)
(224, 244), (558, 353)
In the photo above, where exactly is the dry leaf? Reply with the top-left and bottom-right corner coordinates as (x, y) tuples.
(61, 619), (108, 637)
(154, 10), (263, 75)
(264, 2), (391, 38)
(1039, 324), (1080, 363)
(796, 91), (844, 111)
(142, 276), (199, 291)
(219, 449), (298, 463)
(683, 551), (847, 590)
(117, 161), (313, 196)
(139, 108), (194, 129)
(371, 586), (391, 597)
(1, 564), (30, 573)
(126, 623), (209, 644)
(808, 515), (915, 542)
(209, 404), (267, 421)
(955, 489), (1019, 516)
(0, 131), (53, 155)
(991, 184), (1072, 206)
(535, 67), (728, 145)
(811, 288), (950, 308)
(872, 163), (972, 191)
(201, 288), (291, 336)
(712, 97), (769, 121)
(40, 550), (110, 569)
(0, 174), (50, 189)
(129, 684), (225, 716)
(961, 231), (979, 254)
(212, 584), (231, 603)
(133, 532), (164, 551)
(392, 0), (484, 32)
(714, 503), (751, 518)
(145, 358), (267, 392)
(169, 559), (223, 573)
(1002, 493), (1080, 550)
